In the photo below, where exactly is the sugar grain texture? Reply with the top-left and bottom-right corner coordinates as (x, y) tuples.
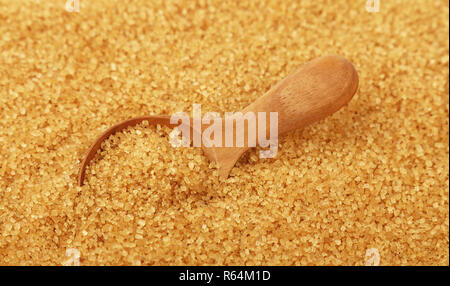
(0, 0), (448, 265)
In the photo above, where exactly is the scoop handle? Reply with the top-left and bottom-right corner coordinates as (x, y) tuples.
(243, 55), (359, 136)
(206, 55), (359, 177)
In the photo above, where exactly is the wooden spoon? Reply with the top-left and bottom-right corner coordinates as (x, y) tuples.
(77, 55), (359, 186)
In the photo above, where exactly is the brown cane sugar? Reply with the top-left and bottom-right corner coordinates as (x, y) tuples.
(0, 0), (448, 265)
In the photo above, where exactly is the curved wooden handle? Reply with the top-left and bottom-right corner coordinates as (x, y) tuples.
(207, 55), (359, 177)
(244, 55), (359, 136)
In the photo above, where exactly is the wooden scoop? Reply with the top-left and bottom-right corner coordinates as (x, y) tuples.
(77, 55), (358, 186)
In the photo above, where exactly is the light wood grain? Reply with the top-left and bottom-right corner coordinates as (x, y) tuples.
(203, 55), (359, 177)
(78, 55), (358, 185)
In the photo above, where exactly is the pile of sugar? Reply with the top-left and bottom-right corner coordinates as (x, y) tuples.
(0, 0), (448, 265)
